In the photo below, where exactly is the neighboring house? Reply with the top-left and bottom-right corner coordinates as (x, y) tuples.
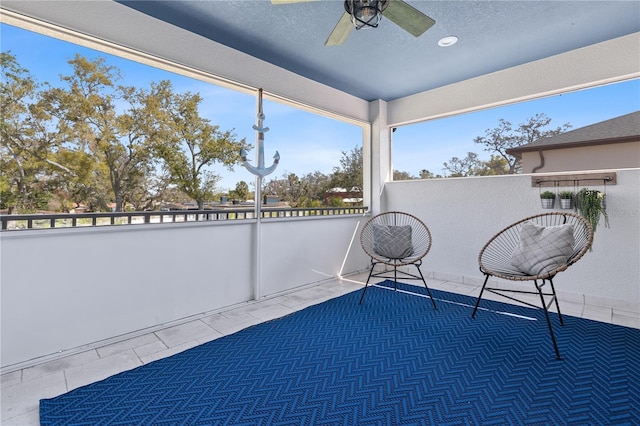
(324, 187), (363, 205)
(507, 111), (640, 173)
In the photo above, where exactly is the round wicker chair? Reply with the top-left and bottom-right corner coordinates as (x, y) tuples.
(359, 211), (436, 308)
(471, 212), (594, 359)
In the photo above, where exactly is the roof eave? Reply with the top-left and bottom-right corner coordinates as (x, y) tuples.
(506, 135), (640, 155)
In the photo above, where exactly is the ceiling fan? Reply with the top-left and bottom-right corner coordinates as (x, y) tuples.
(272, 0), (436, 46)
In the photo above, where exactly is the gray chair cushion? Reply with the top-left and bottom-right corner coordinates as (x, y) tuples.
(510, 221), (575, 276)
(372, 224), (414, 259)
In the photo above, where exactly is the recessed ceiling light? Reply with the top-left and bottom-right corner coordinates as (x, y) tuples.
(438, 36), (458, 47)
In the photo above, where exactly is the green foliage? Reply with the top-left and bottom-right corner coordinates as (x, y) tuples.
(330, 145), (362, 191)
(151, 82), (249, 209)
(393, 170), (415, 180)
(575, 188), (608, 233)
(540, 191), (556, 199)
(297, 196), (322, 208)
(327, 196), (346, 207)
(234, 181), (250, 202)
(475, 155), (510, 176)
(1, 53), (252, 212)
(1, 52), (50, 213)
(419, 169), (443, 179)
(559, 191), (574, 199)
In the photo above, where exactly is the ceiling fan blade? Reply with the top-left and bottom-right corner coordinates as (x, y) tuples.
(383, 0), (435, 37)
(325, 12), (354, 46)
(271, 0), (318, 4)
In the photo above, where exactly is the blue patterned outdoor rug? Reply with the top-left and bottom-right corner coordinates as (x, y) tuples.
(40, 280), (639, 425)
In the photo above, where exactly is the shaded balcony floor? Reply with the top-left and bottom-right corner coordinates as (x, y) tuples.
(2, 272), (639, 425)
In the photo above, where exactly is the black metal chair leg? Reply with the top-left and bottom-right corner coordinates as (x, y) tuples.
(471, 274), (490, 318)
(359, 263), (376, 304)
(537, 280), (562, 360)
(393, 261), (398, 290)
(548, 278), (564, 325)
(414, 264), (437, 309)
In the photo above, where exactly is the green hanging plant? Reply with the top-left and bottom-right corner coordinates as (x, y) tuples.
(559, 191), (574, 200)
(540, 190), (556, 199)
(575, 188), (609, 233)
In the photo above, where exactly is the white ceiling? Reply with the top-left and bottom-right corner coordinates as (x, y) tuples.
(109, 0), (640, 101)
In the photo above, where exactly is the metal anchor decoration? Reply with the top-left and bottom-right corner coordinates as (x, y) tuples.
(241, 88), (280, 178)
(241, 88), (280, 301)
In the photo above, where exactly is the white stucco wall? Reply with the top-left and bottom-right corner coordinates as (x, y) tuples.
(0, 216), (369, 370)
(260, 215), (370, 295)
(381, 168), (640, 309)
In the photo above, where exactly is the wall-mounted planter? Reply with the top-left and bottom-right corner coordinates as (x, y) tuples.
(540, 191), (556, 209)
(559, 192), (574, 209)
(559, 198), (572, 209)
(541, 199), (555, 209)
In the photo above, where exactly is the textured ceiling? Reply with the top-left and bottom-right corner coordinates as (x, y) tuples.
(115, 1), (640, 101)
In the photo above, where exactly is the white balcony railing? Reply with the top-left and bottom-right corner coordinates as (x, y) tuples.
(0, 207), (368, 231)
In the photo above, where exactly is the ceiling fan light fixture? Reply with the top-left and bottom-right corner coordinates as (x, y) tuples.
(344, 0), (389, 30)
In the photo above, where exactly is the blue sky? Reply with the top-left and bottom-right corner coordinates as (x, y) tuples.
(2, 23), (639, 189)
(393, 80), (640, 176)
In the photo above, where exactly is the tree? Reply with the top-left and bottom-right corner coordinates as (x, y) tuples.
(393, 170), (415, 181)
(152, 82), (249, 210)
(38, 55), (156, 211)
(0, 52), (56, 212)
(330, 145), (362, 191)
(474, 113), (571, 174)
(262, 172), (314, 206)
(419, 169), (442, 179)
(233, 180), (250, 201)
(300, 171), (332, 202)
(443, 152), (481, 177)
(475, 154), (510, 176)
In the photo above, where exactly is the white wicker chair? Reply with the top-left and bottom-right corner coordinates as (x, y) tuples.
(359, 211), (436, 308)
(471, 212), (594, 359)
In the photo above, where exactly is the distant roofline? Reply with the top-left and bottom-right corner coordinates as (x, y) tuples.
(507, 135), (639, 157)
(507, 110), (640, 157)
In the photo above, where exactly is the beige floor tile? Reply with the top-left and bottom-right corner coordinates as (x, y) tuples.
(154, 320), (216, 348)
(582, 304), (613, 323)
(97, 333), (162, 358)
(244, 303), (296, 322)
(133, 339), (170, 359)
(558, 300), (584, 318)
(1, 406), (39, 426)
(1, 371), (65, 423)
(21, 350), (99, 383)
(0, 370), (22, 389)
(139, 340), (201, 365)
(201, 311), (259, 335)
(612, 312), (640, 329)
(64, 351), (141, 392)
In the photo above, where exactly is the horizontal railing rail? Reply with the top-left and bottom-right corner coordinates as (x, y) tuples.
(0, 206), (368, 231)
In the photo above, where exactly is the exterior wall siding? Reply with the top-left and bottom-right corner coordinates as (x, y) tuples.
(521, 141), (640, 173)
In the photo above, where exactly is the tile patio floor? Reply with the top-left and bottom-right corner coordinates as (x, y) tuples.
(2, 272), (639, 425)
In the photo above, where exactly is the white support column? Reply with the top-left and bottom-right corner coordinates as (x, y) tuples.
(368, 99), (391, 215)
